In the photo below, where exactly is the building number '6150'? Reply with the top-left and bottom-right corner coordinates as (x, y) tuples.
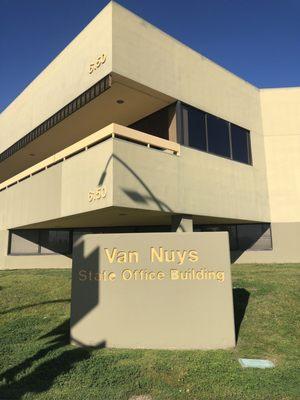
(88, 186), (107, 203)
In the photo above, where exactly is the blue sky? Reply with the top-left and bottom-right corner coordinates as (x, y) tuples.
(0, 0), (299, 112)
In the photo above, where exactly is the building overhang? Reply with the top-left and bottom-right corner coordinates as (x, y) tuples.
(0, 74), (175, 183)
(0, 124), (270, 230)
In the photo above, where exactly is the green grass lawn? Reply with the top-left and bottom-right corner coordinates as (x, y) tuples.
(0, 264), (299, 400)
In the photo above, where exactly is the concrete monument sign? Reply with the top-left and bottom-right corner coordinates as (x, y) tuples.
(70, 232), (235, 349)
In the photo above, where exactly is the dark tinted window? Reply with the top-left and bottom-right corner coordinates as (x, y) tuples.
(40, 230), (71, 254)
(130, 104), (176, 140)
(179, 103), (252, 165)
(194, 223), (272, 251)
(186, 107), (207, 151)
(226, 225), (238, 251)
(237, 224), (272, 251)
(207, 115), (231, 158)
(231, 124), (250, 164)
(194, 224), (238, 250)
(9, 229), (71, 255)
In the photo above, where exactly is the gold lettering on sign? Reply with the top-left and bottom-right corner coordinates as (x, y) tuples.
(88, 186), (107, 203)
(150, 247), (199, 265)
(89, 53), (107, 74)
(104, 248), (139, 264)
(78, 268), (225, 283)
(79, 269), (116, 282)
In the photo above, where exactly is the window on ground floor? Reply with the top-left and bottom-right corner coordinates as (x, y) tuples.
(9, 229), (72, 255)
(10, 230), (39, 254)
(194, 223), (272, 251)
(8, 224), (272, 255)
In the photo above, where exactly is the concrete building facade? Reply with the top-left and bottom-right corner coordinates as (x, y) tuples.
(0, 2), (299, 269)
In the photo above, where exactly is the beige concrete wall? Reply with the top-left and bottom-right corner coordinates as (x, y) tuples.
(0, 165), (62, 229)
(2, 255), (72, 270)
(0, 3), (113, 153)
(70, 232), (235, 349)
(0, 230), (9, 268)
(61, 139), (113, 217)
(112, 139), (270, 222)
(234, 88), (300, 263)
(112, 3), (261, 132)
(261, 88), (300, 223)
(0, 139), (114, 230)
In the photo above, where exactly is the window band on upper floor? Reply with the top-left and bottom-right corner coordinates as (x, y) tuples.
(177, 102), (252, 165)
(0, 74), (112, 164)
(131, 101), (252, 165)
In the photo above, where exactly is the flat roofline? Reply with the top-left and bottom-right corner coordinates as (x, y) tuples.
(2, 0), (299, 118)
(111, 1), (267, 92)
(260, 86), (300, 91)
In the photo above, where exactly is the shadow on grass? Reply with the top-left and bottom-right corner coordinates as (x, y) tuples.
(0, 319), (105, 399)
(0, 293), (249, 398)
(233, 288), (250, 342)
(0, 299), (70, 316)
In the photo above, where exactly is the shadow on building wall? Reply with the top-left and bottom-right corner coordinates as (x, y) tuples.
(98, 153), (174, 214)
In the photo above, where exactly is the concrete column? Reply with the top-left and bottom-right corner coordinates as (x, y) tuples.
(171, 215), (193, 232)
(0, 230), (9, 269)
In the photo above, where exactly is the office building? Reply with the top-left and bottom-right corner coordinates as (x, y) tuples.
(0, 2), (299, 269)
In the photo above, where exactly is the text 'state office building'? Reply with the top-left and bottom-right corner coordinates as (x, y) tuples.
(0, 2), (299, 269)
